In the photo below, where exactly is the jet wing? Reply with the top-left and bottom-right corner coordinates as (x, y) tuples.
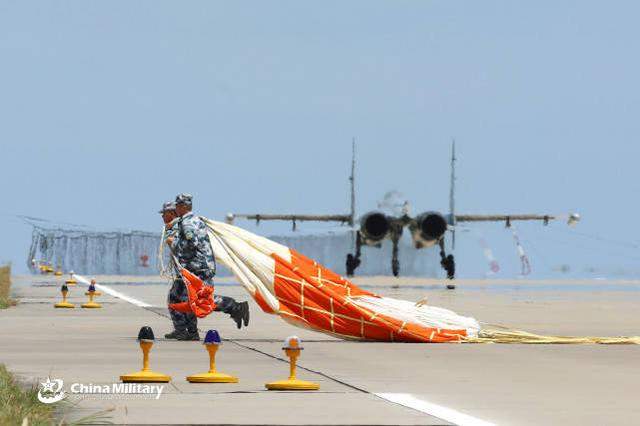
(226, 213), (353, 230)
(454, 213), (580, 226)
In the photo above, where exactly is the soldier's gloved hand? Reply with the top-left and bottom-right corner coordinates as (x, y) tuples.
(166, 237), (174, 246)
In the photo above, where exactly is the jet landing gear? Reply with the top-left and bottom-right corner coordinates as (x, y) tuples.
(391, 236), (400, 278)
(346, 233), (362, 277)
(439, 240), (456, 289)
(346, 232), (403, 278)
(347, 231), (449, 283)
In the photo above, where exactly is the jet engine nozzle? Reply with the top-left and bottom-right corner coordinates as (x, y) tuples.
(360, 212), (392, 245)
(410, 212), (448, 248)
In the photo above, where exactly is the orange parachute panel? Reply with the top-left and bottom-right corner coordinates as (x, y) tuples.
(271, 249), (466, 343)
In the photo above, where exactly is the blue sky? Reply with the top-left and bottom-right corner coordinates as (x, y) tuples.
(1, 1), (639, 276)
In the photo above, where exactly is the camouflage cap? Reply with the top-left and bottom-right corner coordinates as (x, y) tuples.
(158, 201), (176, 214)
(175, 193), (193, 206)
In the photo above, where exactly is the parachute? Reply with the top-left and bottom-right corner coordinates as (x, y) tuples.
(203, 218), (480, 343)
(202, 219), (640, 345)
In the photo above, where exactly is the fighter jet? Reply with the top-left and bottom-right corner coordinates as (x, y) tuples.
(226, 141), (580, 283)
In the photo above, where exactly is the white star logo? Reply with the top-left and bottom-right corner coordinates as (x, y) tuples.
(38, 377), (65, 404)
(40, 377), (57, 393)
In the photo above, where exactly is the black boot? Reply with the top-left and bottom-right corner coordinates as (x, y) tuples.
(176, 329), (200, 341)
(164, 329), (183, 339)
(242, 302), (250, 327)
(215, 296), (250, 329)
(230, 301), (250, 329)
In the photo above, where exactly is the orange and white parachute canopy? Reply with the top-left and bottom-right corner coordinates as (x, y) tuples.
(203, 219), (479, 343)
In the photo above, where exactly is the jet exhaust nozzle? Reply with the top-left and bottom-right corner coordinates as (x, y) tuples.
(360, 212), (391, 245)
(410, 212), (448, 248)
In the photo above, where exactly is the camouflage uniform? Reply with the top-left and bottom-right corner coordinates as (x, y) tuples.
(170, 211), (216, 280)
(165, 217), (198, 332)
(169, 211), (238, 332)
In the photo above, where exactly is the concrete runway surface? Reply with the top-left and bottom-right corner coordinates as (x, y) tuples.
(2, 275), (640, 425)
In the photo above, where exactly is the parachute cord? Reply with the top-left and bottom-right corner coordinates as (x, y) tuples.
(158, 226), (174, 282)
(511, 225), (531, 276)
(459, 224), (500, 276)
(158, 226), (165, 274)
(478, 236), (500, 275)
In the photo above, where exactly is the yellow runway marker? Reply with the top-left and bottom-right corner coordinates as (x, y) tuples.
(81, 280), (102, 308)
(187, 330), (238, 383)
(54, 284), (75, 309)
(65, 271), (77, 286)
(266, 336), (319, 391)
(120, 326), (170, 383)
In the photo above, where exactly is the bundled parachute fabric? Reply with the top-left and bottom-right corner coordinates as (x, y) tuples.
(168, 268), (216, 318)
(203, 219), (479, 342)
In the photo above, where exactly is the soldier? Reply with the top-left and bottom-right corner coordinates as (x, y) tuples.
(165, 193), (249, 341)
(159, 201), (198, 340)
(160, 201), (177, 228)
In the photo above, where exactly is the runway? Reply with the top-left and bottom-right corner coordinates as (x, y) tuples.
(2, 275), (640, 425)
